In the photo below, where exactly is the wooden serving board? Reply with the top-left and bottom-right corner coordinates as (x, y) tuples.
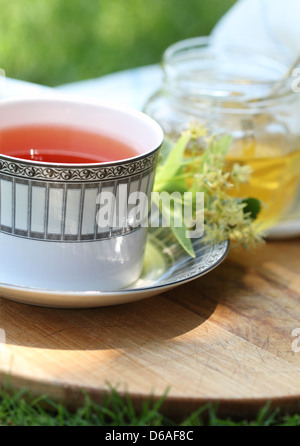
(1, 237), (300, 419)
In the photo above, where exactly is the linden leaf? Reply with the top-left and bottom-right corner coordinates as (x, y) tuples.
(241, 198), (262, 220)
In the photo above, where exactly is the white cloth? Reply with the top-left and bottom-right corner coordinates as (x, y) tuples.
(0, 77), (51, 99)
(211, 0), (300, 64)
(56, 65), (163, 111)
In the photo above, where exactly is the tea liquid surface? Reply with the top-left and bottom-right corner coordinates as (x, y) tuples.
(0, 124), (138, 163)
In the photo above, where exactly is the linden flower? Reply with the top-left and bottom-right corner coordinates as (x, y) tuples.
(196, 167), (233, 193)
(203, 209), (265, 248)
(203, 223), (228, 243)
(230, 163), (252, 186)
(228, 224), (265, 249)
(183, 121), (209, 140)
(205, 198), (246, 226)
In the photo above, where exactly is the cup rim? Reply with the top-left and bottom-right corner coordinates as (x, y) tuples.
(0, 96), (164, 167)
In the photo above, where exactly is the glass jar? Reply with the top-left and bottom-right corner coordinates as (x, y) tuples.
(144, 37), (300, 230)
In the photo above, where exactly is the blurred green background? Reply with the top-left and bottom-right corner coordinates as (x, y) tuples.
(0, 0), (236, 87)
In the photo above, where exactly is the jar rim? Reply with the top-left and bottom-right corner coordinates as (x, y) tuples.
(162, 36), (296, 104)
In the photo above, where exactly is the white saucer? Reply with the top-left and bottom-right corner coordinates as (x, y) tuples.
(0, 228), (229, 308)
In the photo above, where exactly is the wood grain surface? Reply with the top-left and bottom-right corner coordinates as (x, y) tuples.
(1, 237), (300, 419)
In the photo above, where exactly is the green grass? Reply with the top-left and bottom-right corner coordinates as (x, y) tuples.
(1, 384), (300, 426)
(0, 0), (236, 86)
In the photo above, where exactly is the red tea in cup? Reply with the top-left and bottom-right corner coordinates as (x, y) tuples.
(0, 124), (138, 163)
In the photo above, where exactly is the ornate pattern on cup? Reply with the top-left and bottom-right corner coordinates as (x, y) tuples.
(0, 152), (158, 242)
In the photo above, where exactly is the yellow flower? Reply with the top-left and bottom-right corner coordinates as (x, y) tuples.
(230, 163), (252, 185)
(183, 121), (209, 140)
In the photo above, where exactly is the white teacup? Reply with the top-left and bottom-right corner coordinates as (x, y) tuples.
(0, 97), (163, 292)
